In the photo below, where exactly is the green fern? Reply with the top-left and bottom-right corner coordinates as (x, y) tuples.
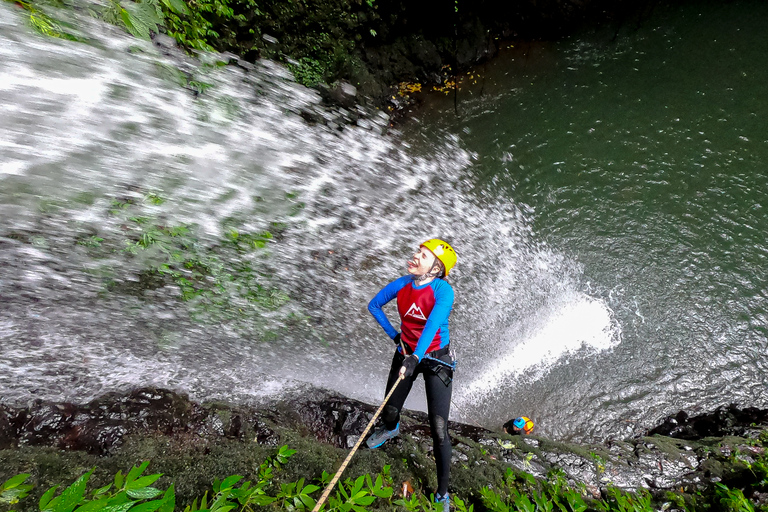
(6, 0), (76, 39)
(116, 0), (163, 40)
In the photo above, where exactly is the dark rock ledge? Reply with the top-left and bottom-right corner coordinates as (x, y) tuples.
(1, 387), (767, 509)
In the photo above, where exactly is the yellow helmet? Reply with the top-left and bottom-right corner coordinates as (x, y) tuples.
(421, 239), (457, 276)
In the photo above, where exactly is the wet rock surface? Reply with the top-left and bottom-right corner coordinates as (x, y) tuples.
(0, 388), (265, 454)
(648, 404), (768, 440)
(2, 387), (768, 501)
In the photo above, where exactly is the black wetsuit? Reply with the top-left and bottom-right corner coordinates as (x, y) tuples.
(369, 275), (456, 497)
(383, 346), (453, 496)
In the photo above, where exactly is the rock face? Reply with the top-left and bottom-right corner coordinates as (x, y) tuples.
(0, 388), (266, 454)
(0, 387), (485, 456)
(648, 405), (768, 440)
(210, 0), (651, 108)
(2, 387), (768, 505)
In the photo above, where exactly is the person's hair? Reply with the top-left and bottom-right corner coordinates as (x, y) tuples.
(432, 258), (446, 279)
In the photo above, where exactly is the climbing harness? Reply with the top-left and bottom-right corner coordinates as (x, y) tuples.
(422, 353), (457, 370)
(399, 340), (487, 430)
(311, 371), (406, 512)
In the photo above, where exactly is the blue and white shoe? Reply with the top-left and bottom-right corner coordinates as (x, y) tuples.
(435, 492), (450, 512)
(366, 423), (400, 449)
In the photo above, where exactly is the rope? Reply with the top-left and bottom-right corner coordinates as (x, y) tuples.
(311, 372), (405, 512)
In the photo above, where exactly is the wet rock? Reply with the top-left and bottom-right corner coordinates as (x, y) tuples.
(4, 386), (768, 506)
(2, 388), (279, 454)
(19, 402), (78, 447)
(522, 437), (539, 448)
(648, 404), (768, 440)
(0, 405), (18, 449)
(152, 33), (177, 50)
(328, 82), (358, 108)
(252, 418), (279, 446)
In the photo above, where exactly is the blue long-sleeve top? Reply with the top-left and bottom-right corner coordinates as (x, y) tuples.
(368, 275), (454, 360)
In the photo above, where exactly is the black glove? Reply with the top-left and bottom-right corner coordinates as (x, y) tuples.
(400, 355), (419, 378)
(393, 333), (401, 346)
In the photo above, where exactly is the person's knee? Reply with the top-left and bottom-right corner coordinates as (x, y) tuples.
(383, 405), (400, 425)
(430, 414), (450, 445)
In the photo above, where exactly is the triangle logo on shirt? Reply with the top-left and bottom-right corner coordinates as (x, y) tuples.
(405, 303), (427, 320)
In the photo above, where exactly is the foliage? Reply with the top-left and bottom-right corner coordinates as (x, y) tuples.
(8, 0), (380, 90)
(76, 191), (295, 333)
(593, 487), (652, 512)
(10, 441), (768, 512)
(0, 474), (33, 506)
(3, 462), (176, 512)
(8, 0), (256, 55)
(5, 0), (81, 40)
(479, 467), (647, 512)
(286, 57), (331, 88)
(101, 0), (167, 41)
(160, 0), (261, 52)
(0, 447), (471, 512)
(714, 483), (754, 512)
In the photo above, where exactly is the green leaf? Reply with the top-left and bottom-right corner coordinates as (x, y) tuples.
(73, 499), (109, 512)
(106, 492), (131, 506)
(219, 476), (243, 491)
(373, 487), (392, 498)
(126, 475), (162, 491)
(120, 9), (136, 34)
(209, 489), (233, 510)
(337, 480), (349, 500)
(125, 463), (150, 486)
(114, 473), (124, 492)
(55, 469), (94, 512)
(120, 7), (150, 40)
(301, 485), (320, 495)
(130, 499), (164, 512)
(1, 487), (32, 505)
(355, 496), (375, 506)
(164, 0), (188, 15)
(127, 488), (163, 500)
(248, 495), (275, 506)
(157, 484), (175, 512)
(2, 474), (31, 491)
(299, 494), (316, 509)
(92, 484), (113, 497)
(40, 486), (59, 510)
(352, 476), (364, 496)
(100, 502), (137, 512)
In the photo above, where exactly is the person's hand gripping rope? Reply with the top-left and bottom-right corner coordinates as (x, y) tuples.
(400, 354), (419, 378)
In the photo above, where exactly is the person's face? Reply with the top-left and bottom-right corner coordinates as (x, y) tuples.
(407, 246), (438, 276)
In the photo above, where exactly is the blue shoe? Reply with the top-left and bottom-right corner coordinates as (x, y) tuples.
(366, 423), (399, 449)
(435, 492), (450, 512)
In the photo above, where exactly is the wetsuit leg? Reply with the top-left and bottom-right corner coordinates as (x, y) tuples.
(383, 349), (416, 431)
(424, 367), (452, 496)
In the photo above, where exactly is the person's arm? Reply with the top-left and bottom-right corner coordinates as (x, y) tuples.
(368, 275), (411, 340)
(412, 281), (454, 360)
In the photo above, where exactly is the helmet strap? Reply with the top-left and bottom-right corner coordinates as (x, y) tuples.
(413, 260), (443, 282)
(414, 269), (440, 282)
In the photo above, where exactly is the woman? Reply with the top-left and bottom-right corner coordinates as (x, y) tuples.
(366, 238), (457, 511)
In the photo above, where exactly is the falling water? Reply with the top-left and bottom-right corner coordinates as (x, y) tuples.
(2, 0), (630, 441)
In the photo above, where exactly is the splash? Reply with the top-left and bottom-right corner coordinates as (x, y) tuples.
(462, 296), (620, 398)
(0, 0), (620, 431)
